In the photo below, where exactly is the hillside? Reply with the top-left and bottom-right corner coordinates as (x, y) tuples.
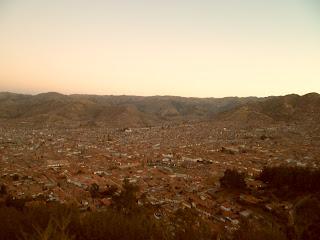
(217, 93), (320, 124)
(0, 92), (257, 127)
(1, 92), (319, 127)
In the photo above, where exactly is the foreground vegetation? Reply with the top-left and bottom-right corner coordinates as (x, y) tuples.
(258, 165), (320, 193)
(218, 166), (320, 240)
(1, 166), (320, 240)
(0, 179), (216, 240)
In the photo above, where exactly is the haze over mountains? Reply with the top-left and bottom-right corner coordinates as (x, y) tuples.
(0, 92), (319, 127)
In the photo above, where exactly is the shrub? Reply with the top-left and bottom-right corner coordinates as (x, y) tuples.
(0, 201), (80, 240)
(258, 166), (320, 193)
(220, 169), (246, 190)
(0, 201), (166, 240)
(172, 208), (216, 240)
(111, 178), (140, 214)
(99, 185), (118, 198)
(80, 209), (166, 240)
(5, 195), (27, 210)
(0, 206), (25, 240)
(229, 220), (287, 240)
(0, 179), (218, 240)
(293, 196), (320, 240)
(89, 183), (100, 198)
(0, 184), (7, 195)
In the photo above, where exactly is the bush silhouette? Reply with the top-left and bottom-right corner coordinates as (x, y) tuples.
(229, 219), (287, 240)
(220, 169), (246, 189)
(293, 196), (320, 240)
(111, 178), (140, 214)
(258, 166), (320, 193)
(0, 184), (7, 195)
(89, 183), (100, 198)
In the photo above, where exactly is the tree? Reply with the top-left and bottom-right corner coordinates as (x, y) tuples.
(220, 169), (246, 190)
(112, 179), (139, 214)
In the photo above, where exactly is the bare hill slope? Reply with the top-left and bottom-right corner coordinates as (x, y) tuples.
(0, 92), (256, 127)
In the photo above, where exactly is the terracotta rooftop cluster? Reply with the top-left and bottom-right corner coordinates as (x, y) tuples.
(0, 121), (319, 231)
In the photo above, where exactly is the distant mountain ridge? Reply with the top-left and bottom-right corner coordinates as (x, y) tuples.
(0, 92), (318, 127)
(217, 92), (320, 124)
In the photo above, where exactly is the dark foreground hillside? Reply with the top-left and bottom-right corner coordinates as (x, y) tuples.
(1, 167), (320, 240)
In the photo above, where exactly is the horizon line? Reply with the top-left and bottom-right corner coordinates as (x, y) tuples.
(1, 91), (319, 99)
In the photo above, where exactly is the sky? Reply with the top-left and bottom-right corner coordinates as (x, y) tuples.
(0, 0), (319, 97)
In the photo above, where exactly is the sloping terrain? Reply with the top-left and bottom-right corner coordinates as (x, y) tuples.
(0, 92), (319, 127)
(0, 92), (257, 127)
(217, 93), (320, 124)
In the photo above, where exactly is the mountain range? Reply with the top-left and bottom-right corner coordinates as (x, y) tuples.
(0, 92), (319, 127)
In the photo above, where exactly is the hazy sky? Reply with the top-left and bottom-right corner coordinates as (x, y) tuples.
(0, 0), (319, 97)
